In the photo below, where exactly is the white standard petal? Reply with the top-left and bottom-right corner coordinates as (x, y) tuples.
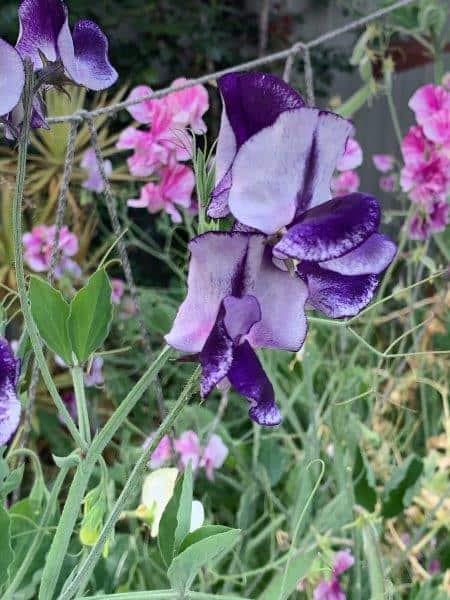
(141, 467), (178, 538)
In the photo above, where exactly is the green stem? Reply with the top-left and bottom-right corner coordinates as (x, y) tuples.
(11, 60), (84, 449)
(59, 366), (199, 600)
(3, 458), (76, 599)
(39, 346), (173, 600)
(71, 366), (91, 444)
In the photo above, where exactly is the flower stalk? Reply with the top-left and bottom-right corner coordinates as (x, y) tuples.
(71, 365), (92, 445)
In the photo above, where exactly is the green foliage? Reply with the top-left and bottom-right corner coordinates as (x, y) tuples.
(0, 505), (14, 594)
(381, 455), (424, 518)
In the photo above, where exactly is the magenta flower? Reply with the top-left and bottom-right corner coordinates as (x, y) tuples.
(409, 83), (450, 145)
(174, 431), (202, 470)
(379, 174), (395, 192)
(84, 357), (104, 387)
(335, 138), (363, 172)
(0, 39), (24, 120)
(313, 549), (354, 600)
(331, 170), (360, 196)
(208, 72), (396, 319)
(16, 0), (117, 91)
(23, 224), (79, 276)
(166, 232), (308, 425)
(128, 163), (195, 223)
(164, 77), (209, 134)
(409, 200), (449, 240)
(373, 154), (395, 173)
(200, 434), (228, 480)
(0, 338), (21, 446)
(81, 148), (112, 193)
(111, 278), (125, 305)
(144, 434), (172, 469)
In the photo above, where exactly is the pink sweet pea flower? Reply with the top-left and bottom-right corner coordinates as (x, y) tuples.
(313, 550), (354, 600)
(111, 278), (125, 305)
(336, 138), (362, 172)
(401, 125), (430, 167)
(164, 78), (209, 134)
(333, 550), (355, 576)
(379, 174), (395, 192)
(23, 225), (79, 274)
(400, 153), (450, 205)
(174, 430), (202, 470)
(128, 163), (195, 223)
(421, 108), (450, 146)
(81, 148), (112, 193)
(143, 434), (173, 469)
(409, 200), (449, 240)
(331, 170), (360, 196)
(199, 434), (228, 480)
(409, 84), (450, 146)
(373, 154), (395, 173)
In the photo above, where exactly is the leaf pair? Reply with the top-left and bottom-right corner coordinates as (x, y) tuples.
(158, 464), (240, 593)
(29, 269), (112, 366)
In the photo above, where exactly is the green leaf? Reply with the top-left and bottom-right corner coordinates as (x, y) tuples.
(167, 526), (240, 593)
(259, 550), (316, 600)
(381, 455), (423, 518)
(259, 438), (287, 487)
(29, 276), (72, 363)
(0, 505), (14, 594)
(67, 269), (112, 363)
(354, 447), (377, 512)
(158, 464), (193, 567)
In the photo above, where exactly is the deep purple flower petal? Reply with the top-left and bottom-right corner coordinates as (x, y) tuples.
(0, 338), (21, 446)
(209, 72), (305, 218)
(200, 306), (234, 397)
(226, 110), (353, 233)
(297, 262), (379, 318)
(223, 295), (261, 343)
(320, 233), (396, 276)
(228, 341), (281, 426)
(57, 19), (118, 90)
(16, 0), (68, 68)
(0, 39), (25, 117)
(274, 193), (380, 262)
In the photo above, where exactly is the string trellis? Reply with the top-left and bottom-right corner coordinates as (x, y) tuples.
(40, 0), (415, 421)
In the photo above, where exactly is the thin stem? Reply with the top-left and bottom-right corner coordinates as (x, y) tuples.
(60, 367), (199, 600)
(3, 458), (76, 599)
(39, 346), (173, 600)
(71, 366), (91, 445)
(11, 60), (84, 449)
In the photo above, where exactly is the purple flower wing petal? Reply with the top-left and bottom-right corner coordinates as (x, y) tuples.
(16, 0), (68, 67)
(246, 246), (308, 351)
(200, 306), (234, 397)
(165, 232), (252, 353)
(0, 385), (21, 446)
(0, 40), (25, 117)
(274, 193), (380, 262)
(227, 109), (353, 234)
(228, 341), (281, 426)
(320, 233), (396, 276)
(209, 72), (305, 219)
(223, 295), (261, 342)
(297, 262), (379, 318)
(58, 20), (118, 90)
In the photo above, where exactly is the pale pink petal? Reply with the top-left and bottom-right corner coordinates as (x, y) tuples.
(372, 154), (395, 173)
(336, 138), (363, 171)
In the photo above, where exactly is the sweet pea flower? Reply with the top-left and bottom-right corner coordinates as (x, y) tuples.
(335, 138), (363, 172)
(0, 39), (24, 120)
(141, 468), (204, 537)
(379, 174), (395, 192)
(200, 434), (228, 480)
(373, 154), (395, 173)
(16, 0), (117, 91)
(400, 143), (450, 205)
(174, 431), (202, 470)
(409, 200), (449, 240)
(165, 232), (308, 425)
(409, 84), (450, 145)
(23, 224), (79, 275)
(313, 549), (354, 600)
(164, 78), (209, 134)
(128, 163), (195, 223)
(0, 338), (21, 446)
(143, 434), (172, 469)
(330, 170), (360, 196)
(111, 278), (125, 305)
(209, 72), (396, 319)
(81, 148), (112, 193)
(84, 357), (104, 387)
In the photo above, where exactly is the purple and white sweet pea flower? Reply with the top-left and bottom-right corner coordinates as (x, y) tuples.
(0, 39), (25, 119)
(209, 72), (396, 319)
(15, 0), (118, 91)
(165, 232), (308, 426)
(0, 338), (21, 446)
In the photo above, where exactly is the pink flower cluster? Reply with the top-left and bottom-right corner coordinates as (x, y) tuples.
(400, 81), (450, 239)
(331, 137), (362, 196)
(145, 429), (228, 480)
(297, 549), (354, 599)
(117, 79), (209, 223)
(373, 154), (396, 192)
(23, 224), (81, 279)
